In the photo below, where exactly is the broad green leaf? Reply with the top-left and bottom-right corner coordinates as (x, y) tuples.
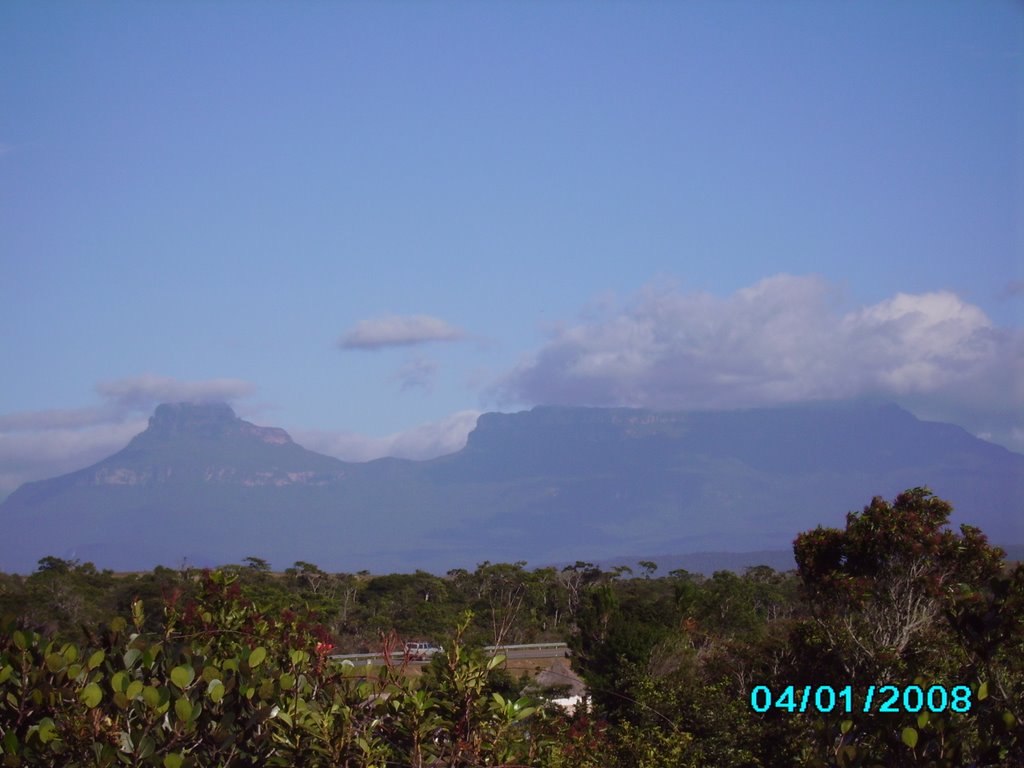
(279, 672), (295, 690)
(88, 650), (105, 670)
(207, 679), (225, 704)
(142, 643), (161, 667)
(163, 753), (184, 768)
(978, 681), (989, 701)
(143, 686), (162, 709)
(917, 711), (929, 729)
(45, 653), (65, 673)
(126, 680), (144, 700)
(123, 648), (141, 669)
(901, 726), (918, 748)
(175, 697), (193, 723)
(248, 646), (267, 668)
(81, 682), (103, 708)
(0, 665), (12, 684)
(110, 670), (129, 692)
(840, 719), (853, 734)
(37, 717), (56, 744)
(156, 694), (171, 715)
(170, 665), (195, 690)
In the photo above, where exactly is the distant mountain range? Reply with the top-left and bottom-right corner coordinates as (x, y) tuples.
(1, 401), (1021, 574)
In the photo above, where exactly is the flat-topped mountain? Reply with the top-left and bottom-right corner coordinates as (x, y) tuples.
(95, 401), (347, 487)
(456, 401), (1002, 477)
(1, 401), (1020, 573)
(140, 401), (292, 443)
(5, 403), (350, 510)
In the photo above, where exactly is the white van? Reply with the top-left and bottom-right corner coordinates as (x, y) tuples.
(405, 642), (443, 661)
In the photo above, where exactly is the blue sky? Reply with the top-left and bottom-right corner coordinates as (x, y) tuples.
(1, 1), (1022, 497)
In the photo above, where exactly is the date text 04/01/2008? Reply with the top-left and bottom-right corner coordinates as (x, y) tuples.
(749, 684), (973, 715)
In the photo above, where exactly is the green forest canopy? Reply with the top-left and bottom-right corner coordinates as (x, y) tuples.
(1, 488), (1021, 766)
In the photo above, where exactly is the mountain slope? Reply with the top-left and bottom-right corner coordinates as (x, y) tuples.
(416, 402), (1023, 563)
(1, 401), (1020, 573)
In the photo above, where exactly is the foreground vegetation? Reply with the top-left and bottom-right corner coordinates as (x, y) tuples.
(1, 488), (1021, 766)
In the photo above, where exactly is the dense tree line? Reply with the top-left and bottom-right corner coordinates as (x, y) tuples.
(1, 488), (1021, 766)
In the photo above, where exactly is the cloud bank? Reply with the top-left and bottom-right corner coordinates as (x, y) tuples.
(292, 410), (482, 463)
(0, 419), (147, 500)
(497, 275), (1024, 450)
(338, 315), (466, 349)
(96, 374), (255, 409)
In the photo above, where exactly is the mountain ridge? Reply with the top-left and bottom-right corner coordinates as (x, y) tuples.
(1, 400), (1021, 574)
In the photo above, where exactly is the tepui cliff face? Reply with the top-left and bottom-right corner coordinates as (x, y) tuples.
(142, 402), (292, 444)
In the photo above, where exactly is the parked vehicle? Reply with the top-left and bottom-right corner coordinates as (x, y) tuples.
(405, 641), (443, 661)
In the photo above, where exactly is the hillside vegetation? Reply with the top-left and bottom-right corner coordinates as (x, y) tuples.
(1, 489), (1021, 766)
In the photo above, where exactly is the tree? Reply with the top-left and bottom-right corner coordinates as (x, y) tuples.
(638, 561), (658, 579)
(792, 488), (1020, 765)
(242, 555), (271, 572)
(559, 562), (603, 623)
(794, 487), (1005, 678)
(474, 561), (530, 647)
(35, 556), (75, 574)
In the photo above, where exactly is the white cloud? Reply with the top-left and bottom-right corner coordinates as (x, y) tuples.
(96, 374), (255, 408)
(338, 315), (466, 350)
(0, 420), (147, 498)
(497, 275), (1024, 451)
(292, 410), (481, 463)
(0, 406), (119, 432)
(394, 358), (440, 392)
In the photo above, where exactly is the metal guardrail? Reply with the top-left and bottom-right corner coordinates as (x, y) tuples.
(486, 643), (570, 659)
(330, 651), (410, 662)
(484, 643), (568, 653)
(330, 642), (569, 665)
